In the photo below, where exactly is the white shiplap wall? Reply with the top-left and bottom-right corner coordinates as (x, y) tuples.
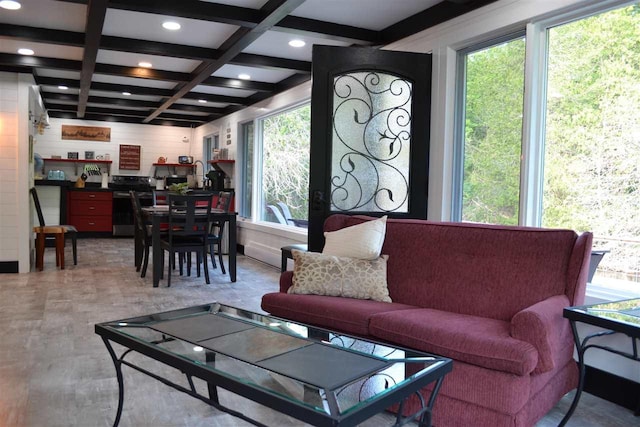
(35, 118), (197, 184)
(0, 72), (32, 272)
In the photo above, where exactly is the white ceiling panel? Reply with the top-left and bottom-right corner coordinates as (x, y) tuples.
(36, 70), (81, 80)
(175, 99), (229, 109)
(103, 9), (239, 49)
(199, 0), (269, 8)
(90, 75), (177, 90)
(193, 85), (256, 98)
(243, 31), (348, 61)
(290, 0), (441, 31)
(96, 50), (200, 73)
(0, 0), (86, 32)
(40, 85), (79, 95)
(212, 64), (295, 83)
(89, 90), (162, 103)
(0, 39), (83, 60)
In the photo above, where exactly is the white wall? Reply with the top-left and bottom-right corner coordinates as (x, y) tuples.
(35, 118), (199, 184)
(0, 72), (33, 273)
(195, 82), (312, 261)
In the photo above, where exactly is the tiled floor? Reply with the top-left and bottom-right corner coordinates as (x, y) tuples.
(0, 238), (636, 426)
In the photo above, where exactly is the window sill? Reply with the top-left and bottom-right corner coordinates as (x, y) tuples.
(585, 281), (640, 304)
(238, 218), (307, 241)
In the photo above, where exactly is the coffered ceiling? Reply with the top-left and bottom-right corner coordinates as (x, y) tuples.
(0, 0), (495, 127)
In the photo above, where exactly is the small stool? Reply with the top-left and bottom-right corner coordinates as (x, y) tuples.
(34, 226), (66, 271)
(281, 244), (308, 272)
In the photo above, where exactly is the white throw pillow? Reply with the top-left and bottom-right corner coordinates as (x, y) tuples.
(288, 250), (392, 302)
(322, 216), (387, 260)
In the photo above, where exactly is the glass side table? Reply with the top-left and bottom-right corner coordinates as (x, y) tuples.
(560, 298), (640, 426)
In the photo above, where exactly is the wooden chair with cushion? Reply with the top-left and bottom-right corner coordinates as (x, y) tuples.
(30, 187), (77, 266)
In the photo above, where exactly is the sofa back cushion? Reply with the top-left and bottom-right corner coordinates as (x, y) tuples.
(324, 215), (589, 321)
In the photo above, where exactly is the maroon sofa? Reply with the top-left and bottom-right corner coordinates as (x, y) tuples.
(261, 214), (593, 427)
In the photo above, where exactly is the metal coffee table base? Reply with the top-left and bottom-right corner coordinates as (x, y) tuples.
(101, 335), (446, 427)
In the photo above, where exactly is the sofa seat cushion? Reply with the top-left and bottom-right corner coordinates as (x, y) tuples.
(261, 292), (414, 336)
(369, 308), (538, 376)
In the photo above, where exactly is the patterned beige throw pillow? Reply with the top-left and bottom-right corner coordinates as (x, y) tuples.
(288, 250), (392, 302)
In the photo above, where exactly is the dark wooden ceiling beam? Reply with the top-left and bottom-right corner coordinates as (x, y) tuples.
(78, 0), (109, 118)
(48, 110), (197, 127)
(157, 112), (212, 122)
(0, 23), (85, 46)
(380, 0), (498, 44)
(143, 0), (305, 123)
(275, 15), (379, 44)
(231, 53), (311, 73)
(0, 53), (80, 70)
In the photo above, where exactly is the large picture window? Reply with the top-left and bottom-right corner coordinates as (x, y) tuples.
(453, 3), (640, 296)
(542, 4), (640, 290)
(246, 103), (310, 228)
(455, 35), (526, 225)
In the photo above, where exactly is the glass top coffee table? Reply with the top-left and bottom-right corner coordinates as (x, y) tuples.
(559, 298), (640, 426)
(95, 303), (452, 427)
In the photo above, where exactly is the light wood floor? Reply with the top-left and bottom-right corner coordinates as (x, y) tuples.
(0, 238), (636, 427)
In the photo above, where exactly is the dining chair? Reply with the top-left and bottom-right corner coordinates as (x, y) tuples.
(207, 191), (233, 274)
(130, 191), (152, 278)
(30, 187), (78, 265)
(160, 194), (213, 286)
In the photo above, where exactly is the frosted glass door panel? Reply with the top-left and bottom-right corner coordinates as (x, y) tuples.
(330, 72), (412, 213)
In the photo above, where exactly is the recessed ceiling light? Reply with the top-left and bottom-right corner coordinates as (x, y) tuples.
(122, 92), (131, 96)
(162, 21), (181, 31)
(238, 73), (251, 80)
(198, 99), (207, 104)
(17, 48), (34, 55)
(138, 61), (152, 68)
(58, 85), (68, 90)
(288, 39), (305, 48)
(0, 1), (21, 10)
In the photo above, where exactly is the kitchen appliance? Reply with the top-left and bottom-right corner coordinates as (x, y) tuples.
(178, 156), (194, 164)
(47, 170), (65, 180)
(109, 175), (153, 236)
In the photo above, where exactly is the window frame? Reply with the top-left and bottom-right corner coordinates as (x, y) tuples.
(245, 99), (311, 229)
(452, 30), (527, 223)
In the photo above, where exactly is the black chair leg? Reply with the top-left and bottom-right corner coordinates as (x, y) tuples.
(203, 247), (210, 284)
(167, 251), (172, 287)
(68, 233), (77, 265)
(217, 243), (226, 275)
(141, 245), (150, 278)
(209, 243), (217, 269)
(196, 252), (201, 277)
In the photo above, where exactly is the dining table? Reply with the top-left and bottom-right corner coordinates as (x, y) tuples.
(139, 205), (238, 287)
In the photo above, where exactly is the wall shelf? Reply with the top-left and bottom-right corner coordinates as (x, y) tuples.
(44, 158), (112, 175)
(152, 163), (196, 177)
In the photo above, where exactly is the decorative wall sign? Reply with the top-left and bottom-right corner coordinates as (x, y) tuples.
(119, 144), (141, 170)
(62, 125), (111, 142)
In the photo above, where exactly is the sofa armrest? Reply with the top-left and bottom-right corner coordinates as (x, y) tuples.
(279, 271), (294, 293)
(510, 294), (573, 374)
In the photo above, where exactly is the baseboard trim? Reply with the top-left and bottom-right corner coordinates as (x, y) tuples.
(0, 261), (19, 273)
(585, 365), (640, 414)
